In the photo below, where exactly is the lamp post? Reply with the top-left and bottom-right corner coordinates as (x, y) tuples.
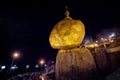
(9, 52), (20, 74)
(4, 51), (20, 80)
(39, 59), (45, 72)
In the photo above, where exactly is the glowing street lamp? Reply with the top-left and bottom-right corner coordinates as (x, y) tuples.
(39, 59), (45, 72)
(8, 51), (20, 74)
(39, 60), (45, 66)
(12, 52), (20, 59)
(11, 52), (20, 67)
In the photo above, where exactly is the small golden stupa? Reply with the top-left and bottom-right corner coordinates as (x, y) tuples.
(49, 7), (85, 49)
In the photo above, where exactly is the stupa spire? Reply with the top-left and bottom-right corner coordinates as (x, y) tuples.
(65, 6), (71, 19)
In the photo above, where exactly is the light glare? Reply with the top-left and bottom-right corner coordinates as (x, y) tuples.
(1, 65), (6, 69)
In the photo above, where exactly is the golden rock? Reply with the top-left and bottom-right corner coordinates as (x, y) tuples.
(49, 7), (85, 49)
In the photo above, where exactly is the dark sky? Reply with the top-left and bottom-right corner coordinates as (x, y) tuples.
(0, 0), (119, 65)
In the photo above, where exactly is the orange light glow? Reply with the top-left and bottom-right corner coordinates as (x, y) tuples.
(39, 59), (45, 66)
(13, 52), (20, 58)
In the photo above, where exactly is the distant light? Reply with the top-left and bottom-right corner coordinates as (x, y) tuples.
(51, 61), (54, 64)
(111, 33), (115, 37)
(1, 65), (6, 70)
(39, 59), (45, 66)
(109, 33), (115, 38)
(84, 43), (98, 48)
(11, 65), (18, 70)
(109, 39), (114, 43)
(94, 43), (98, 47)
(96, 41), (98, 42)
(13, 52), (20, 59)
(101, 38), (104, 40)
(35, 64), (39, 68)
(14, 53), (18, 57)
(90, 43), (98, 48)
(11, 66), (15, 70)
(90, 44), (94, 48)
(104, 38), (107, 41)
(26, 65), (30, 69)
(18, 74), (24, 77)
(14, 65), (17, 67)
(44, 64), (47, 67)
(40, 60), (44, 65)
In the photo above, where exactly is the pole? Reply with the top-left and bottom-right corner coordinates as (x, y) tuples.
(4, 57), (14, 80)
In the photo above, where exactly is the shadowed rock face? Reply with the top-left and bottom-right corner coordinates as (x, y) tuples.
(91, 47), (120, 76)
(90, 48), (111, 76)
(107, 51), (120, 71)
(56, 48), (99, 80)
(55, 47), (120, 80)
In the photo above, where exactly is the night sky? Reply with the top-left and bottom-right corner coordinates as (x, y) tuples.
(0, 0), (119, 65)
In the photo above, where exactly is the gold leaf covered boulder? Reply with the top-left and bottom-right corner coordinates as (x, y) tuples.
(49, 7), (85, 49)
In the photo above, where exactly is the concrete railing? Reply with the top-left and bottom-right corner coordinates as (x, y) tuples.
(107, 46), (120, 53)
